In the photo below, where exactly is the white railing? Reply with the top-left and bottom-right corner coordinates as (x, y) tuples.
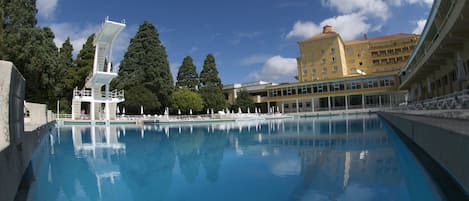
(399, 89), (469, 111)
(73, 88), (124, 100)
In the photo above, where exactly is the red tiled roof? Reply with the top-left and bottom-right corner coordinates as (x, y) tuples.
(345, 33), (416, 44)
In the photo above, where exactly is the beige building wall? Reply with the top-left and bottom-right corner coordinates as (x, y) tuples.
(297, 26), (418, 82)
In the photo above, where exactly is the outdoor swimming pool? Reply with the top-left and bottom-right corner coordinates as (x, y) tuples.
(27, 114), (443, 201)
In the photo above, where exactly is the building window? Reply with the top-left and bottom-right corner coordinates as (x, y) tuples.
(331, 48), (335, 53)
(270, 89), (279, 97)
(332, 57), (336, 63)
(312, 69), (317, 75)
(347, 80), (362, 90)
(333, 66), (338, 72)
(298, 85), (309, 94)
(347, 47), (354, 55)
(321, 58), (326, 64)
(302, 70), (307, 75)
(322, 67), (327, 73)
(316, 85), (323, 92)
(311, 60), (315, 65)
(321, 49), (325, 55)
(298, 102), (303, 108)
(292, 103), (297, 108)
(349, 59), (355, 64)
(357, 53), (361, 57)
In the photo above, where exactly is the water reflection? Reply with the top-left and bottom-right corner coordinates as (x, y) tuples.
(31, 114), (437, 201)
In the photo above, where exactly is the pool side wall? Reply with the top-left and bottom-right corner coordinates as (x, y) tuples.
(378, 112), (469, 196)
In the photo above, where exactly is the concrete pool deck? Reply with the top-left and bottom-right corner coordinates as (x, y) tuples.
(379, 111), (469, 199)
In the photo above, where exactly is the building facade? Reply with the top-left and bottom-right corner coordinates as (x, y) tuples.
(225, 26), (419, 113)
(297, 26), (418, 82)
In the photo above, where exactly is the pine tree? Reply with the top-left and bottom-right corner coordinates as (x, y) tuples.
(199, 54), (226, 111)
(74, 34), (95, 88)
(113, 21), (174, 114)
(176, 56), (199, 91)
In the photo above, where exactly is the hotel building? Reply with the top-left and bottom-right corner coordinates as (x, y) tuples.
(224, 26), (419, 113)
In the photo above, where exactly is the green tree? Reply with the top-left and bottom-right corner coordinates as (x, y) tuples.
(113, 21), (174, 113)
(0, 0), (4, 58)
(199, 54), (222, 89)
(199, 54), (226, 111)
(171, 88), (203, 114)
(20, 27), (59, 106)
(2, 0), (37, 65)
(176, 56), (198, 91)
(73, 34), (95, 88)
(233, 90), (255, 113)
(124, 85), (161, 113)
(57, 37), (74, 113)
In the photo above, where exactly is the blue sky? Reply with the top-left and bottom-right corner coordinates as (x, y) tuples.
(37, 0), (433, 84)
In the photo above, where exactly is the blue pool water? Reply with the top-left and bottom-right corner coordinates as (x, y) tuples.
(28, 114), (443, 201)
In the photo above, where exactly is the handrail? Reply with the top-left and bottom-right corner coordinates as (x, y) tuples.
(73, 88), (124, 99)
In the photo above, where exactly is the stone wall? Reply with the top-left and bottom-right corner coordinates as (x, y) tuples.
(0, 60), (26, 201)
(0, 60), (25, 152)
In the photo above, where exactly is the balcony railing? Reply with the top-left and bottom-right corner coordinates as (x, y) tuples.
(73, 88), (124, 100)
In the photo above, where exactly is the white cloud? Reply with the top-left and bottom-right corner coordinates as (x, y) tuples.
(240, 54), (272, 66)
(412, 19), (427, 34)
(287, 13), (371, 40)
(322, 13), (371, 40)
(286, 21), (322, 39)
(248, 56), (297, 82)
(49, 22), (134, 63)
(321, 0), (390, 20)
(390, 0), (434, 6)
(49, 23), (99, 55)
(37, 0), (59, 19)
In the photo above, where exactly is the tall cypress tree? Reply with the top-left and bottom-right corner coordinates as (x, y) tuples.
(74, 34), (95, 89)
(114, 21), (174, 113)
(199, 54), (226, 111)
(58, 37), (74, 113)
(176, 56), (199, 91)
(199, 54), (222, 89)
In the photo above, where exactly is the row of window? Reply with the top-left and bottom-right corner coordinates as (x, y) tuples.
(302, 66), (339, 76)
(372, 56), (409, 65)
(371, 46), (413, 57)
(270, 77), (395, 97)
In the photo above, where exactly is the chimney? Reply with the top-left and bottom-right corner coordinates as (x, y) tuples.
(322, 25), (333, 33)
(363, 33), (368, 40)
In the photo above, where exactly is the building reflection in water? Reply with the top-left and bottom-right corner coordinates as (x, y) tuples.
(40, 114), (417, 201)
